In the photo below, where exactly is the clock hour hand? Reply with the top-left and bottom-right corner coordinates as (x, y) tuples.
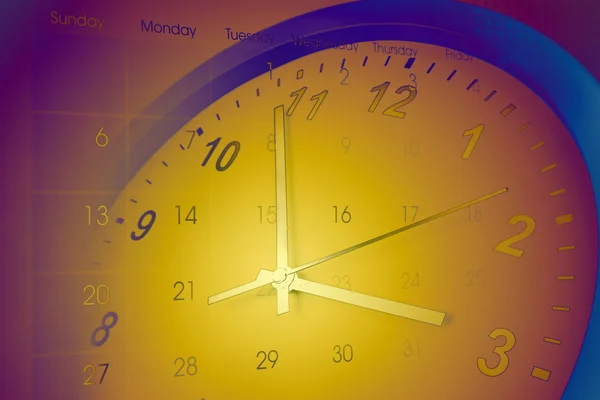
(208, 269), (272, 305)
(290, 277), (445, 326)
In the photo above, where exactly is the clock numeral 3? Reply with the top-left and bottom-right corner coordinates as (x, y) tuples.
(477, 328), (516, 377)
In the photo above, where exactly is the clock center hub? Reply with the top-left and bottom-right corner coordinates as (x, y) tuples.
(272, 268), (287, 284)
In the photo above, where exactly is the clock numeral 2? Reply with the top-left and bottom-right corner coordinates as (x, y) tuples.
(494, 215), (536, 257)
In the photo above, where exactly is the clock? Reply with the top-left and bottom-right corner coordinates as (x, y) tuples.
(33, 0), (600, 399)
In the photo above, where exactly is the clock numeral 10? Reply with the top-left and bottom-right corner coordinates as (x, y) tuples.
(333, 206), (352, 223)
(83, 363), (109, 385)
(202, 137), (241, 172)
(333, 344), (353, 363)
(257, 350), (279, 369)
(176, 205), (197, 224)
(173, 281), (194, 301)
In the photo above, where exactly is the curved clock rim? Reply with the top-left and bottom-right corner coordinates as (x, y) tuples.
(108, 1), (600, 397)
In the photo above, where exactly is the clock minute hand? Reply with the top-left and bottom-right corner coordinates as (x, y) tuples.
(289, 187), (508, 275)
(290, 277), (445, 326)
(274, 104), (290, 315)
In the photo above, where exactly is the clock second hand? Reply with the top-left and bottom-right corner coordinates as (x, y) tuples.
(207, 188), (508, 306)
(289, 187), (509, 275)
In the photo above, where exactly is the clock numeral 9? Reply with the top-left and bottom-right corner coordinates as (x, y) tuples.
(257, 350), (278, 369)
(333, 206), (352, 223)
(176, 205), (197, 224)
(477, 328), (516, 377)
(368, 81), (417, 119)
(258, 205), (276, 224)
(467, 270), (484, 286)
(494, 215), (536, 257)
(333, 344), (353, 363)
(174, 356), (197, 377)
(402, 205), (419, 223)
(401, 273), (419, 289)
(95, 127), (108, 147)
(131, 210), (156, 241)
(86, 205), (108, 226)
(83, 284), (110, 306)
(332, 275), (351, 290)
(83, 363), (109, 385)
(173, 281), (194, 301)
(468, 205), (482, 222)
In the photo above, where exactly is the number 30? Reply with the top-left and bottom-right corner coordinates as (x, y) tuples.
(477, 328), (516, 377)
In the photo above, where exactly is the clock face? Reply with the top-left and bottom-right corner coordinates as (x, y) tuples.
(37, 40), (597, 400)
